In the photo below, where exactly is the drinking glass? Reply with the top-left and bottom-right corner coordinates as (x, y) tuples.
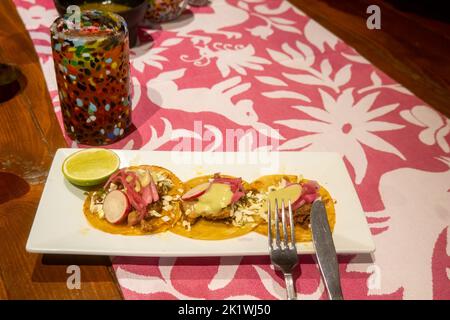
(50, 10), (132, 145)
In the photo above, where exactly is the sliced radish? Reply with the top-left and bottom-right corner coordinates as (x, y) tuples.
(212, 177), (243, 193)
(267, 183), (303, 210)
(182, 182), (211, 201)
(103, 190), (130, 224)
(292, 181), (319, 209)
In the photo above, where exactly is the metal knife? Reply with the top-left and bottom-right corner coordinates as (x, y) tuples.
(311, 200), (344, 300)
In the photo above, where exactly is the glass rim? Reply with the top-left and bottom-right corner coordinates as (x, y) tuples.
(50, 9), (128, 41)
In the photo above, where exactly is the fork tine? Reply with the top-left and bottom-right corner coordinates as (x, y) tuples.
(274, 199), (281, 248)
(268, 198), (299, 300)
(267, 200), (272, 249)
(281, 199), (288, 247)
(288, 200), (296, 248)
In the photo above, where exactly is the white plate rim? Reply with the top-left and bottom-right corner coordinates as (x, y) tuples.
(26, 149), (375, 257)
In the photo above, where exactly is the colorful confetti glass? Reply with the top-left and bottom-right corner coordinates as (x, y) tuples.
(188, 0), (209, 7)
(50, 10), (132, 145)
(146, 0), (188, 22)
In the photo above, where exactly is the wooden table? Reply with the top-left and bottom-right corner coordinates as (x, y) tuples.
(0, 0), (448, 299)
(0, 0), (122, 299)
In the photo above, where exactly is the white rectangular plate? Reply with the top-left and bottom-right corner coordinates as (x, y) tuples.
(26, 149), (375, 256)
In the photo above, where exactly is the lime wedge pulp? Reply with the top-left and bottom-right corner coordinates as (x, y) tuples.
(62, 148), (120, 186)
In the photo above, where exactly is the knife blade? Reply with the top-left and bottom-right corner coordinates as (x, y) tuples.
(311, 200), (344, 300)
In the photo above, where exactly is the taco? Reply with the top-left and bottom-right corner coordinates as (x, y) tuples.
(83, 165), (183, 235)
(171, 173), (265, 240)
(249, 174), (336, 242)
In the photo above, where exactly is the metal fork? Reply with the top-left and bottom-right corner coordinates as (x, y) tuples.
(268, 199), (299, 300)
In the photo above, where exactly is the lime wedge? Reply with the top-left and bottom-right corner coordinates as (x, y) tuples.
(62, 148), (120, 186)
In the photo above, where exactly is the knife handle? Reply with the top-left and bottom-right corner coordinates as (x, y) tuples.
(320, 243), (343, 300)
(326, 275), (343, 300)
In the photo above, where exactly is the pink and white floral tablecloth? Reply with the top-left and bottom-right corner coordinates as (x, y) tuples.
(14, 0), (449, 299)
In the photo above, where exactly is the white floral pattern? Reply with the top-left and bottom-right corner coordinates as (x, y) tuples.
(346, 160), (450, 299)
(359, 71), (413, 95)
(130, 38), (184, 72)
(276, 89), (405, 184)
(248, 12), (302, 40)
(181, 43), (271, 77)
(304, 20), (339, 52)
(17, 5), (57, 30)
(400, 105), (450, 153)
(268, 41), (352, 92)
